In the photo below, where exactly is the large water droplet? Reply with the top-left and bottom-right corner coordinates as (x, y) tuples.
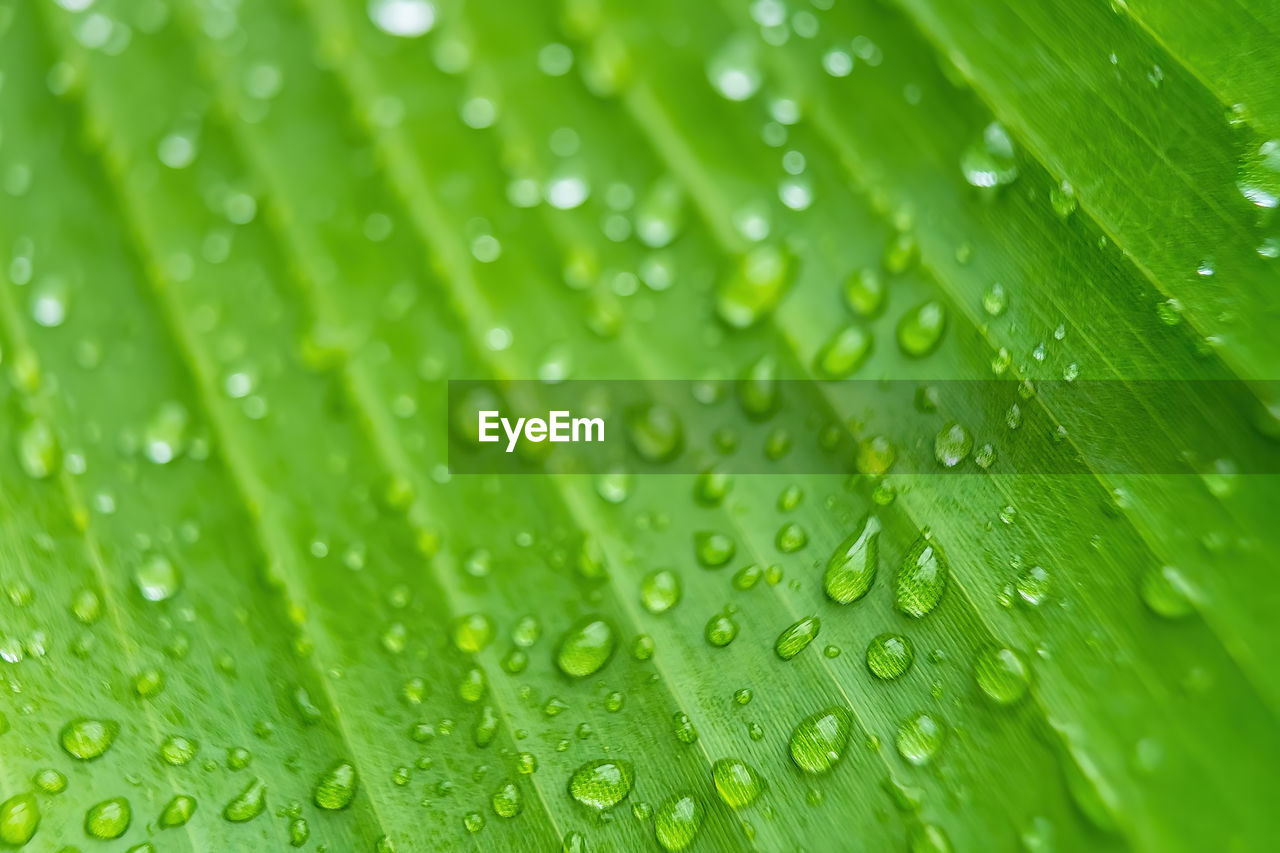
(492, 781), (522, 818)
(867, 633), (914, 680)
(823, 515), (880, 604)
(1237, 138), (1280, 209)
(641, 570), (682, 614)
(934, 422), (973, 468)
(974, 646), (1030, 705)
(159, 794), (196, 828)
(85, 797), (130, 839)
(896, 538), (948, 618)
(555, 617), (617, 678)
(814, 325), (873, 378)
(775, 616), (820, 660)
(60, 718), (118, 761)
(313, 761), (357, 810)
(895, 713), (945, 766)
(789, 707), (852, 774)
(1139, 565), (1195, 618)
(0, 793), (39, 847)
(712, 758), (764, 808)
(897, 302), (948, 357)
(654, 794), (704, 851)
(962, 122), (1019, 188)
(568, 759), (634, 809)
(222, 778), (267, 822)
(135, 554), (181, 602)
(716, 246), (793, 329)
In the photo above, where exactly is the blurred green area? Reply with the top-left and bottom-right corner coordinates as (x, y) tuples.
(0, 0), (1277, 850)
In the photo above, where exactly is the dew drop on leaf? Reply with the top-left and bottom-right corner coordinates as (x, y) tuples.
(813, 324), (873, 378)
(159, 794), (197, 828)
(789, 707), (852, 774)
(694, 531), (735, 568)
(896, 538), (948, 618)
(60, 717), (118, 761)
(704, 612), (739, 647)
(823, 514), (880, 604)
(962, 122), (1019, 188)
(222, 778), (267, 823)
(895, 713), (946, 766)
(897, 301), (948, 357)
(555, 617), (617, 678)
(654, 794), (704, 851)
(640, 569), (682, 614)
(867, 633), (914, 680)
(974, 646), (1031, 705)
(567, 759), (634, 810)
(775, 616), (820, 660)
(135, 553), (181, 602)
(313, 761), (357, 810)
(716, 245), (793, 329)
(85, 797), (131, 839)
(1140, 565), (1196, 618)
(712, 758), (765, 808)
(0, 793), (39, 847)
(492, 781), (522, 818)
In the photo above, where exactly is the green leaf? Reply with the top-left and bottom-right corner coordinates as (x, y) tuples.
(0, 0), (1275, 850)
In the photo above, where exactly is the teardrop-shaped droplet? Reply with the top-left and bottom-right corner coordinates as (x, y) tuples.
(452, 613), (495, 653)
(934, 422), (973, 468)
(492, 781), (523, 818)
(961, 122), (1019, 188)
(813, 325), (872, 378)
(654, 794), (704, 851)
(625, 404), (684, 463)
(222, 778), (267, 823)
(895, 713), (945, 766)
(774, 617), (820, 660)
(641, 570), (682, 614)
(789, 707), (852, 774)
(555, 618), (617, 678)
(736, 354), (780, 420)
(313, 761), (357, 810)
(823, 515), (880, 604)
(843, 268), (886, 317)
(896, 538), (948, 618)
(716, 245), (794, 329)
(85, 797), (131, 839)
(159, 795), (197, 828)
(568, 759), (634, 810)
(1139, 565), (1196, 618)
(135, 554), (181, 602)
(897, 301), (947, 358)
(694, 531), (735, 568)
(60, 718), (118, 761)
(866, 633), (914, 680)
(712, 758), (765, 808)
(0, 793), (39, 847)
(974, 646), (1030, 705)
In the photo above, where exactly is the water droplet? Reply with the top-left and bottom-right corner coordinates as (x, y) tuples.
(16, 418), (59, 479)
(222, 778), (267, 822)
(736, 354), (780, 419)
(707, 38), (761, 101)
(1237, 138), (1280, 209)
(368, 0), (436, 38)
(712, 758), (764, 808)
(1139, 565), (1195, 618)
(160, 735), (198, 765)
(625, 404), (684, 463)
(962, 122), (1019, 187)
(974, 646), (1030, 705)
(135, 554), (181, 602)
(867, 633), (914, 680)
(694, 531), (735, 568)
(704, 612), (739, 647)
(0, 793), (39, 847)
(693, 468), (733, 506)
(775, 617), (820, 660)
(789, 707), (852, 774)
(895, 713), (945, 765)
(843, 268), (886, 316)
(313, 761), (357, 810)
(555, 618), (617, 678)
(1015, 565), (1052, 606)
(635, 178), (685, 248)
(1050, 181), (1077, 218)
(813, 325), (872, 378)
(909, 822), (953, 853)
(896, 538), (948, 618)
(85, 797), (131, 839)
(60, 718), (118, 761)
(897, 302), (947, 357)
(143, 401), (189, 463)
(934, 422), (973, 468)
(492, 781), (522, 818)
(568, 759), (634, 809)
(654, 794), (704, 851)
(823, 515), (880, 604)
(856, 436), (896, 476)
(982, 282), (1008, 317)
(159, 794), (196, 828)
(33, 769), (66, 795)
(452, 613), (495, 653)
(775, 522), (808, 553)
(641, 570), (682, 614)
(716, 246), (794, 329)
(672, 712), (699, 744)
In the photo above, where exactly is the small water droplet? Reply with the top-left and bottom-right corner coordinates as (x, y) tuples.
(867, 633), (914, 680)
(712, 758), (765, 808)
(974, 646), (1030, 705)
(789, 707), (852, 774)
(555, 618), (617, 678)
(896, 538), (948, 618)
(568, 759), (634, 809)
(85, 797), (130, 839)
